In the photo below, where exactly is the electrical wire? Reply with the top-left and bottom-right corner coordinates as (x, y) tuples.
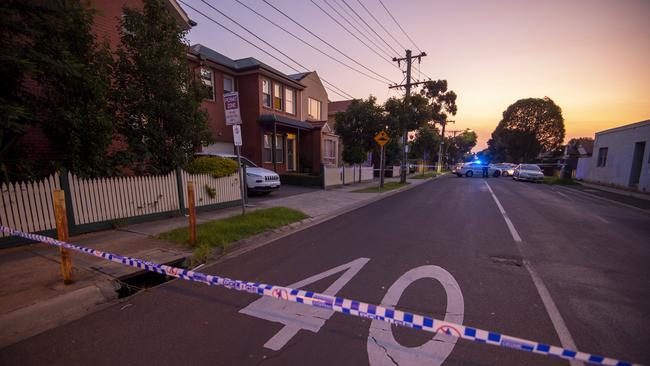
(340, 0), (400, 56)
(354, 0), (408, 52)
(179, 0), (354, 99)
(377, 0), (423, 53)
(232, 0), (390, 86)
(262, 0), (397, 84)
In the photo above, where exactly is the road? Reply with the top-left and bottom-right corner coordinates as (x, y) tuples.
(2, 175), (649, 365)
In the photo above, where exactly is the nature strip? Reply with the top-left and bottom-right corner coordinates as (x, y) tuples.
(1, 226), (640, 366)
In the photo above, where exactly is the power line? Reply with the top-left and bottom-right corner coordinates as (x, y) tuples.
(262, 0), (397, 84)
(340, 0), (400, 56)
(377, 0), (422, 53)
(309, 0), (397, 70)
(354, 0), (408, 52)
(198, 0), (354, 98)
(178, 0), (353, 99)
(232, 0), (390, 86)
(327, 0), (396, 59)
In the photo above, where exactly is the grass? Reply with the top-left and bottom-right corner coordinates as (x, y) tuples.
(543, 176), (580, 185)
(352, 181), (410, 193)
(158, 207), (309, 265)
(410, 172), (438, 179)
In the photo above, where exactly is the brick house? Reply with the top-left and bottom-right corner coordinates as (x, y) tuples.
(15, 0), (192, 170)
(327, 100), (354, 166)
(188, 44), (336, 174)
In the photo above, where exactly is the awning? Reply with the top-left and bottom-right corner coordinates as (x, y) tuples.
(258, 114), (314, 130)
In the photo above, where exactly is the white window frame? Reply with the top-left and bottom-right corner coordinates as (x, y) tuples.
(273, 83), (283, 111)
(223, 74), (235, 94)
(201, 67), (215, 101)
(285, 87), (295, 115)
(308, 98), (322, 120)
(262, 78), (271, 108)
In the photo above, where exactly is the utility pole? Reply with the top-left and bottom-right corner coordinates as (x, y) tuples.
(436, 119), (455, 173)
(389, 49), (427, 183)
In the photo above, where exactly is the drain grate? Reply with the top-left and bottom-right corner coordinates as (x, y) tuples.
(490, 255), (523, 267)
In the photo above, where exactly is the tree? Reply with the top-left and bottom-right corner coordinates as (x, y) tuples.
(113, 0), (211, 175)
(488, 97), (565, 163)
(409, 124), (441, 162)
(0, 1), (115, 181)
(383, 94), (431, 137)
(335, 96), (385, 164)
(446, 130), (477, 164)
(567, 137), (594, 154)
(420, 79), (458, 125)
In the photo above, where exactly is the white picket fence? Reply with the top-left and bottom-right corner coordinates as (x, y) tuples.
(0, 174), (61, 237)
(323, 165), (374, 187)
(68, 171), (180, 225)
(0, 170), (242, 240)
(180, 170), (241, 208)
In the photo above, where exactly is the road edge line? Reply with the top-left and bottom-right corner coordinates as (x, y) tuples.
(484, 181), (582, 366)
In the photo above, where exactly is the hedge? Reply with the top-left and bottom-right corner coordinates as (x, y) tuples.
(186, 156), (238, 178)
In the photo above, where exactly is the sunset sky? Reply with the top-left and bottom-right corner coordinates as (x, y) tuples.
(180, 0), (650, 150)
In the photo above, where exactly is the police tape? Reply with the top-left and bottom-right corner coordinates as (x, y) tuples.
(2, 225), (640, 366)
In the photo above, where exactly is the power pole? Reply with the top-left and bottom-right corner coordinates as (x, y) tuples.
(436, 119), (455, 173)
(389, 49), (427, 183)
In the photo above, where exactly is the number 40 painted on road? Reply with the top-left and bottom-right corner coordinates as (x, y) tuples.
(240, 258), (464, 366)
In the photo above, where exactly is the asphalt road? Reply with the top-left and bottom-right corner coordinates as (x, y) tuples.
(2, 175), (648, 366)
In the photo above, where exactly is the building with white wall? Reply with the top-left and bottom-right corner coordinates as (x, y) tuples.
(583, 120), (650, 192)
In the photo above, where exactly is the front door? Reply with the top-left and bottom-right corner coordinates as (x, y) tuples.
(629, 141), (645, 187)
(287, 134), (296, 171)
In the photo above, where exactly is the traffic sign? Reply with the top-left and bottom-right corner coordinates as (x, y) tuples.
(224, 92), (241, 125)
(233, 125), (242, 146)
(374, 131), (390, 146)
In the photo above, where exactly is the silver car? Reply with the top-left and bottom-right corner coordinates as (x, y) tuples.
(513, 164), (544, 183)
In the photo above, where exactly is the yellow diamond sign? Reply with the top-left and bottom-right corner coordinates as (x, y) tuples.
(374, 131), (390, 147)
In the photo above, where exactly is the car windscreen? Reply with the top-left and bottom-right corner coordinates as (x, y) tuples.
(521, 164), (541, 171)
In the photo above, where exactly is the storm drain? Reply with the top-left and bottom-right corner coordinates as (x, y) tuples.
(490, 255), (523, 267)
(115, 258), (188, 298)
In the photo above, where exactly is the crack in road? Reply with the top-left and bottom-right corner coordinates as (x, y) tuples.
(370, 335), (399, 366)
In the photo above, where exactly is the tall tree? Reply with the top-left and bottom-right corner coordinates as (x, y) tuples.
(114, 0), (211, 174)
(488, 97), (565, 163)
(446, 130), (477, 164)
(409, 123), (441, 162)
(0, 0), (115, 181)
(383, 94), (431, 137)
(420, 80), (458, 125)
(335, 96), (385, 164)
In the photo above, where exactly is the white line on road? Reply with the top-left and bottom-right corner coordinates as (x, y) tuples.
(555, 190), (572, 200)
(484, 181), (582, 366)
(593, 214), (610, 224)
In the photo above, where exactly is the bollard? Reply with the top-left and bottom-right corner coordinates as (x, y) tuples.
(53, 190), (73, 284)
(187, 181), (197, 246)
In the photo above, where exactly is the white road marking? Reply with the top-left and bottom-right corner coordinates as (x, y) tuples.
(240, 257), (370, 351)
(593, 214), (610, 224)
(556, 191), (571, 200)
(485, 181), (582, 366)
(484, 182), (522, 242)
(367, 266), (464, 366)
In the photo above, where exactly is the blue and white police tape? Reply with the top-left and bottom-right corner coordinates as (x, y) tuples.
(1, 225), (640, 366)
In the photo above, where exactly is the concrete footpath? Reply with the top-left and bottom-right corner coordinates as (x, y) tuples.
(0, 174), (433, 349)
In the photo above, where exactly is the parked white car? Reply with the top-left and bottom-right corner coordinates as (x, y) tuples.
(513, 164), (544, 183)
(456, 162), (501, 177)
(195, 153), (281, 194)
(491, 163), (516, 177)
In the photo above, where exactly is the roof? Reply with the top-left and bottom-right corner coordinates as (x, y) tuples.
(258, 114), (315, 130)
(166, 0), (194, 29)
(596, 119), (650, 136)
(288, 72), (311, 81)
(328, 100), (354, 115)
(190, 44), (305, 87)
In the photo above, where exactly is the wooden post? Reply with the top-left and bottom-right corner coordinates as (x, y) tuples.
(187, 181), (197, 246)
(53, 190), (73, 284)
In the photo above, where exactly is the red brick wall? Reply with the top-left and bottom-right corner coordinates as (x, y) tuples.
(92, 0), (144, 51)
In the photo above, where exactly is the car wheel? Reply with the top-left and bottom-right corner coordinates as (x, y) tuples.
(456, 173), (462, 177)
(466, 170), (473, 177)
(493, 171), (501, 178)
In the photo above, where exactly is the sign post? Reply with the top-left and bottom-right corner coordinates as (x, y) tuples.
(225, 92), (246, 215)
(233, 124), (246, 215)
(374, 131), (390, 189)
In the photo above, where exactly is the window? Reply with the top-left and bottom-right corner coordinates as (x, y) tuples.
(597, 147), (608, 167)
(262, 79), (271, 107)
(308, 98), (322, 120)
(263, 134), (285, 163)
(200, 68), (214, 101)
(324, 139), (336, 164)
(285, 87), (295, 114)
(273, 83), (283, 110)
(223, 75), (234, 93)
